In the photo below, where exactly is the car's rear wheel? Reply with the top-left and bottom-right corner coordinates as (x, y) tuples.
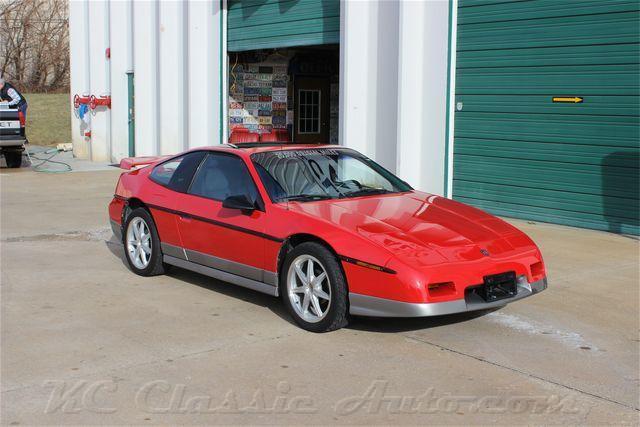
(123, 207), (165, 276)
(4, 150), (22, 168)
(280, 242), (349, 332)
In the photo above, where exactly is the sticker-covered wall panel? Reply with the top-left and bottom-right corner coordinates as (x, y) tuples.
(229, 57), (291, 135)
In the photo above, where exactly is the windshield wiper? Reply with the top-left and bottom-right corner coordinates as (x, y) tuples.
(342, 188), (392, 198)
(280, 194), (333, 202)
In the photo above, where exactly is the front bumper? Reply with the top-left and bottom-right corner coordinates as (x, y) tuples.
(349, 277), (547, 317)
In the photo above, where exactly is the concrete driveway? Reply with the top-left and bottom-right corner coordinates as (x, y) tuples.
(1, 165), (638, 424)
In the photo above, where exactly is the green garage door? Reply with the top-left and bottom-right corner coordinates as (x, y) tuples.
(227, 0), (340, 52)
(453, 0), (640, 235)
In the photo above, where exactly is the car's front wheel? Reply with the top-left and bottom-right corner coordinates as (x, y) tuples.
(280, 242), (349, 332)
(123, 207), (166, 276)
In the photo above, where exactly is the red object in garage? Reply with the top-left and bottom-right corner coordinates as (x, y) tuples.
(229, 127), (259, 143)
(260, 129), (291, 143)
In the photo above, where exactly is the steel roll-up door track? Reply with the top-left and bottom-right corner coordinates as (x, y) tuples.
(453, 0), (640, 235)
(226, 0), (340, 52)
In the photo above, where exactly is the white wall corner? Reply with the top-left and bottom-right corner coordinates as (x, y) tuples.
(69, 0), (91, 159)
(159, 1), (186, 155)
(340, 0), (400, 172)
(187, 0), (223, 149)
(133, 0), (159, 156)
(109, 0), (133, 162)
(88, 0), (111, 162)
(396, 0), (450, 196)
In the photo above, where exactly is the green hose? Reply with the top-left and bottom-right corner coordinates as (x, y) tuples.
(27, 148), (73, 173)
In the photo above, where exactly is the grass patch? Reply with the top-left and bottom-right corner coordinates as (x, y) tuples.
(24, 93), (71, 147)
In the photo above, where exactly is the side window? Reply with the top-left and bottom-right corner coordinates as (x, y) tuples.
(150, 151), (206, 192)
(150, 157), (183, 186)
(189, 153), (258, 202)
(167, 151), (206, 192)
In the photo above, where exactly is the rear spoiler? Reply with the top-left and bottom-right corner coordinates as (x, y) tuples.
(119, 155), (170, 170)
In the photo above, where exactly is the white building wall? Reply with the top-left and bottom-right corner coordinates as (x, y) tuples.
(159, 1), (188, 154)
(187, 0), (224, 149)
(68, 0), (453, 197)
(395, 0), (451, 196)
(87, 0), (111, 162)
(340, 0), (400, 172)
(340, 0), (452, 195)
(68, 1), (90, 159)
(109, 0), (133, 161)
(133, 1), (159, 157)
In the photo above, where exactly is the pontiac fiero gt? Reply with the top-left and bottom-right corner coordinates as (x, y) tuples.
(109, 144), (547, 332)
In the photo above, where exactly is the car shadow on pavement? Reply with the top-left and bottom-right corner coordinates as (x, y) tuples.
(105, 237), (500, 333)
(104, 237), (296, 325)
(347, 309), (499, 333)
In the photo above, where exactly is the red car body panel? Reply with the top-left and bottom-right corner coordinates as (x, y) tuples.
(109, 145), (546, 313)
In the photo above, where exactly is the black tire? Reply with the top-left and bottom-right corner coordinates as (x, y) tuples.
(4, 151), (22, 168)
(280, 242), (349, 332)
(122, 207), (166, 276)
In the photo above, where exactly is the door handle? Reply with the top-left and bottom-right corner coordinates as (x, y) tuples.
(179, 213), (192, 222)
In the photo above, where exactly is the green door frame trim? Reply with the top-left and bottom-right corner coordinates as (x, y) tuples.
(126, 71), (135, 157)
(443, 0), (454, 198)
(219, 0), (225, 145)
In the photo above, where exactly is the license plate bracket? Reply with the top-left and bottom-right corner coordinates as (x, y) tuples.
(479, 271), (517, 302)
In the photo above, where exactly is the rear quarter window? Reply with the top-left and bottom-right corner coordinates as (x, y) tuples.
(150, 158), (182, 186)
(149, 151), (207, 193)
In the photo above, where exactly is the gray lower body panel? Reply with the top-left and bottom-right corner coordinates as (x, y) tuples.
(159, 242), (278, 297)
(163, 255), (279, 297)
(349, 278), (547, 317)
(160, 242), (185, 260)
(160, 242), (278, 287)
(186, 248), (261, 280)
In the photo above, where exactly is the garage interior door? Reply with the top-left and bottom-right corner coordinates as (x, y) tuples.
(227, 0), (340, 52)
(453, 0), (639, 235)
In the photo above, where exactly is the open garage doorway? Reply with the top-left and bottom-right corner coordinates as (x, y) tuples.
(226, 0), (340, 144)
(227, 46), (339, 144)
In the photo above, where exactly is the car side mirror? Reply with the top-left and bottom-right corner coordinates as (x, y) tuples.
(222, 194), (256, 214)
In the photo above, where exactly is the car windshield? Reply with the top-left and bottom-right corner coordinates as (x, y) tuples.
(251, 148), (412, 202)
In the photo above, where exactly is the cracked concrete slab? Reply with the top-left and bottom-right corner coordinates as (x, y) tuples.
(1, 168), (639, 424)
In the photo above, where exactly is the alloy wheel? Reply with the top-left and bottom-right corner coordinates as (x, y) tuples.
(126, 217), (152, 269)
(287, 254), (332, 323)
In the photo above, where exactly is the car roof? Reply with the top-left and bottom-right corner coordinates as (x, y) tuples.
(203, 143), (345, 156)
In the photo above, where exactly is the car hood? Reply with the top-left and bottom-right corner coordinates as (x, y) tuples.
(289, 191), (535, 267)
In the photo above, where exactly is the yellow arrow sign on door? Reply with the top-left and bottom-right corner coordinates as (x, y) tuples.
(552, 96), (583, 103)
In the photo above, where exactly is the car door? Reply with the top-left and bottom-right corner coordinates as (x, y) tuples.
(145, 151), (207, 253)
(175, 152), (270, 284)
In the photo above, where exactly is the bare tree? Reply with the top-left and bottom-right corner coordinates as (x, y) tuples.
(0, 0), (69, 92)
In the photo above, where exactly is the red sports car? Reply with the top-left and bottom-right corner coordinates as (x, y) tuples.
(109, 144), (547, 332)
